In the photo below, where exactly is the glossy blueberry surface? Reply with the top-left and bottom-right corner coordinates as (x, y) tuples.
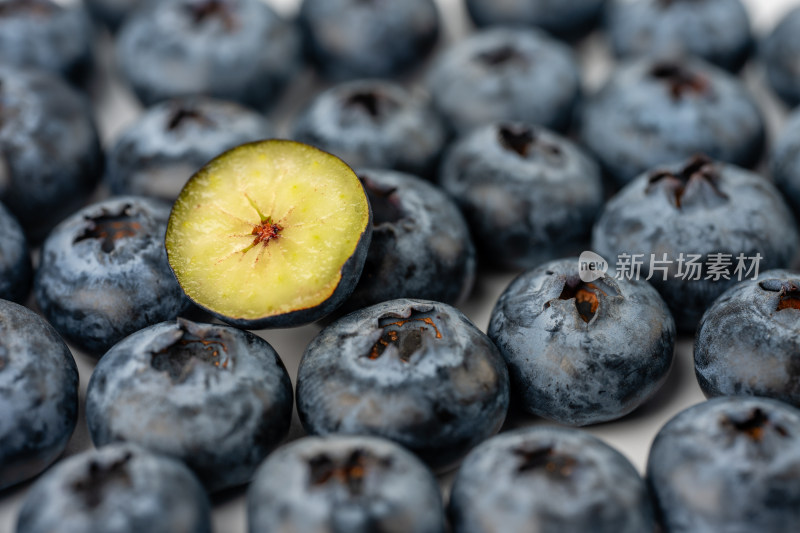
(695, 270), (800, 405)
(489, 258), (675, 426)
(35, 196), (189, 357)
(116, 0), (302, 108)
(607, 0), (752, 72)
(0, 299), (78, 491)
(86, 318), (293, 492)
(762, 7), (800, 107)
(16, 444), (211, 533)
(0, 65), (104, 241)
(0, 0), (93, 83)
(292, 80), (446, 178)
(427, 28), (580, 135)
(335, 169), (475, 315)
(439, 123), (603, 270)
(592, 156), (799, 332)
(0, 202), (32, 303)
(449, 427), (655, 533)
(247, 435), (445, 533)
(465, 0), (606, 40)
(298, 0), (440, 80)
(297, 299), (509, 470)
(771, 108), (800, 217)
(581, 57), (765, 186)
(648, 397), (800, 532)
(85, 0), (137, 32)
(106, 97), (273, 200)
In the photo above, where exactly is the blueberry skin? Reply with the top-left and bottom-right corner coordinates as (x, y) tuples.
(0, 0), (93, 83)
(427, 28), (580, 135)
(0, 202), (32, 303)
(85, 0), (137, 32)
(35, 196), (189, 357)
(592, 156), (799, 332)
(335, 169), (475, 315)
(247, 435), (445, 533)
(762, 8), (800, 108)
(694, 270), (800, 405)
(0, 299), (78, 491)
(489, 258), (675, 426)
(647, 397), (800, 532)
(0, 65), (104, 241)
(86, 318), (293, 492)
(292, 80), (447, 179)
(439, 123), (603, 271)
(106, 97), (273, 201)
(580, 57), (765, 187)
(465, 0), (606, 41)
(771, 108), (800, 217)
(607, 0), (752, 72)
(298, 0), (440, 80)
(450, 427), (655, 533)
(297, 299), (509, 470)
(116, 0), (302, 109)
(16, 443), (211, 533)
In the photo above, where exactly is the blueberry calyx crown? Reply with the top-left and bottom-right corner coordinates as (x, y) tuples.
(360, 175), (405, 226)
(759, 279), (800, 312)
(71, 452), (133, 509)
(366, 309), (442, 362)
(185, 0), (238, 32)
(649, 61), (710, 99)
(514, 446), (578, 479)
(720, 408), (789, 442)
(647, 155), (729, 210)
(343, 91), (399, 121)
(150, 321), (231, 383)
(477, 44), (526, 67)
(75, 204), (144, 253)
(546, 276), (618, 324)
(166, 106), (214, 131)
(307, 449), (391, 496)
(497, 125), (562, 162)
(0, 1), (54, 17)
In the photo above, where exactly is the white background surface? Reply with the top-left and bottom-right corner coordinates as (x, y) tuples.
(2, 1), (799, 532)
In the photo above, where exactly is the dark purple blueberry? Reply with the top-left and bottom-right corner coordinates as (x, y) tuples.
(450, 427), (655, 533)
(465, 0), (606, 41)
(105, 97), (273, 200)
(16, 444), (211, 533)
(297, 299), (509, 470)
(427, 28), (580, 135)
(439, 122), (603, 270)
(771, 107), (800, 217)
(116, 0), (302, 109)
(592, 155), (799, 332)
(648, 397), (800, 532)
(85, 318), (293, 492)
(298, 0), (440, 80)
(694, 270), (800, 405)
(488, 258), (675, 426)
(0, 299), (78, 491)
(0, 201), (32, 303)
(247, 435), (445, 533)
(581, 57), (765, 186)
(762, 7), (800, 107)
(0, 65), (104, 241)
(292, 80), (447, 178)
(35, 196), (189, 357)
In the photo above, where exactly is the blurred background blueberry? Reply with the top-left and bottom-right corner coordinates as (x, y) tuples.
(0, 202), (32, 304)
(771, 107), (800, 217)
(465, 0), (607, 41)
(762, 7), (800, 108)
(85, 0), (138, 32)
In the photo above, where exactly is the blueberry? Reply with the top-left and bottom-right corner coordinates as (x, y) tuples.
(592, 155), (799, 332)
(694, 270), (800, 405)
(0, 0), (93, 83)
(647, 397), (800, 532)
(247, 435), (445, 533)
(335, 169), (475, 315)
(85, 318), (293, 492)
(581, 57), (765, 187)
(0, 202), (32, 303)
(16, 444), (211, 533)
(85, 0), (137, 32)
(465, 0), (606, 41)
(762, 7), (800, 108)
(35, 196), (189, 357)
(0, 65), (104, 241)
(106, 97), (273, 201)
(449, 427), (655, 533)
(427, 28), (580, 135)
(297, 299), (509, 470)
(298, 0), (440, 80)
(292, 80), (447, 179)
(439, 123), (603, 270)
(116, 0), (302, 109)
(607, 0), (753, 72)
(489, 258), (675, 426)
(0, 299), (78, 491)
(771, 108), (800, 217)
